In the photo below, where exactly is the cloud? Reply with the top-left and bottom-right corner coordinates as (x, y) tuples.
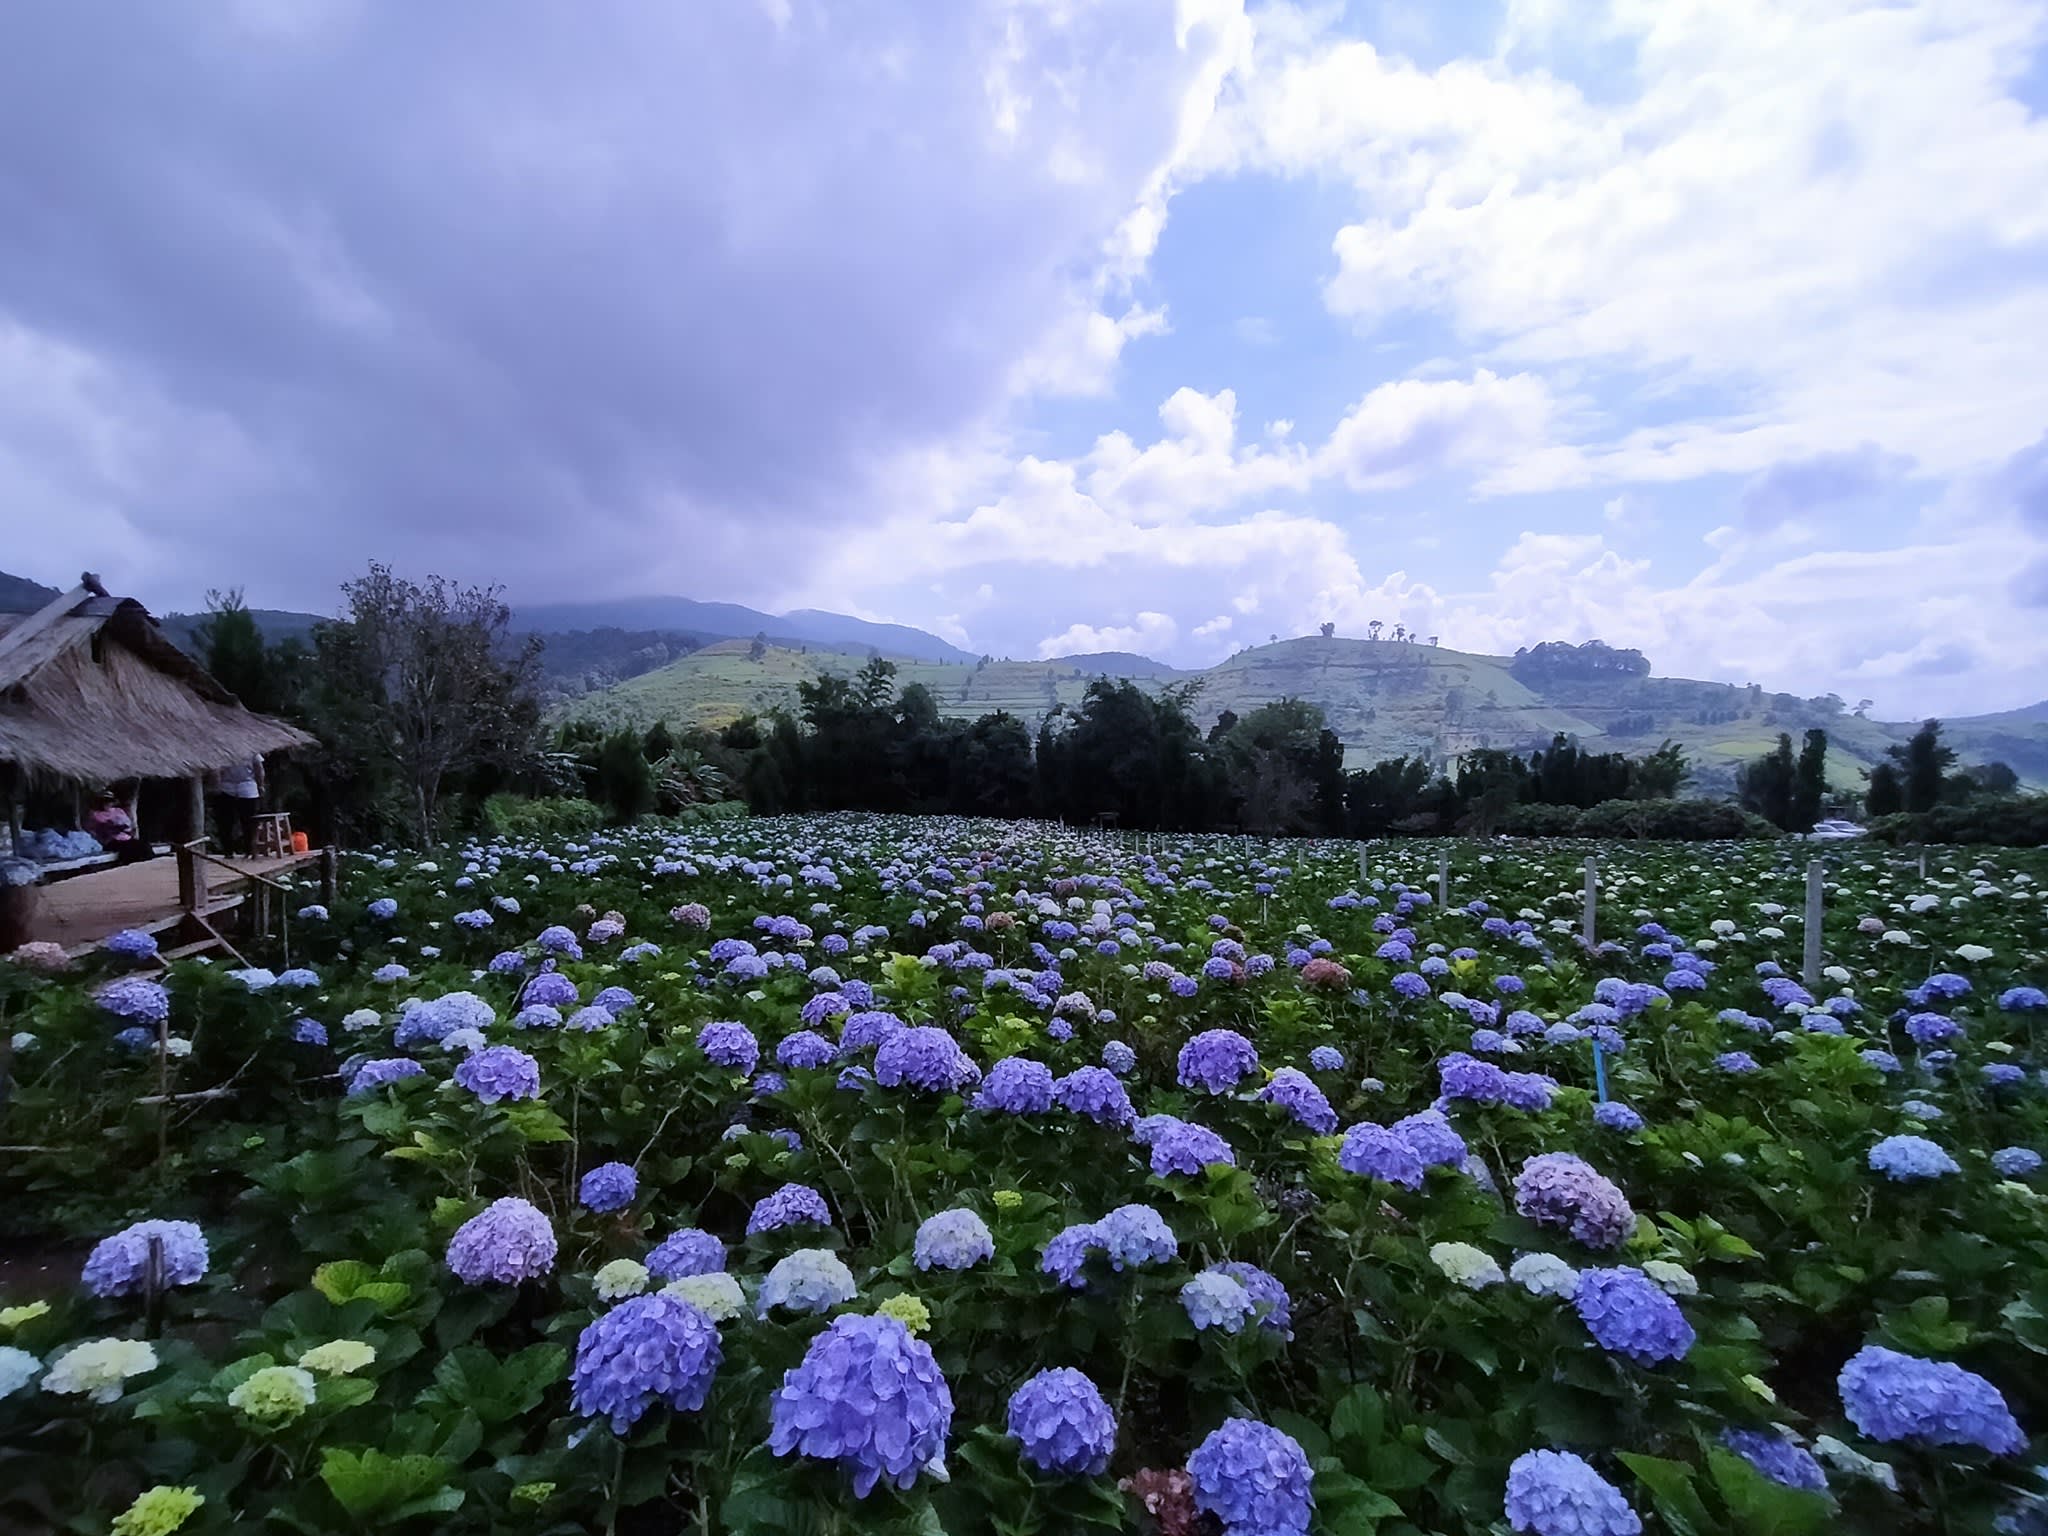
(1737, 444), (1913, 530)
(1036, 611), (1178, 658)
(1234, 315), (1278, 346)
(1317, 369), (1556, 491)
(0, 2), (1246, 610)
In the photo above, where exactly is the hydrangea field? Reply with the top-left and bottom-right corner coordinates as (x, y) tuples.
(4, 816), (2047, 1535)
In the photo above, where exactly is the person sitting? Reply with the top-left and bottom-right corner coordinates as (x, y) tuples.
(85, 789), (152, 863)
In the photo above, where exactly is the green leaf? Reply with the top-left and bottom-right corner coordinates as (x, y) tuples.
(1329, 1384), (1384, 1449)
(319, 1448), (454, 1520)
(1706, 1449), (1829, 1536)
(1619, 1452), (1711, 1536)
(1364, 1441), (1435, 1492)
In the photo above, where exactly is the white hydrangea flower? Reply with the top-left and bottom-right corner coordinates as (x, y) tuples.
(0, 1346), (40, 1398)
(42, 1339), (159, 1403)
(1509, 1252), (1580, 1299)
(757, 1249), (856, 1317)
(298, 1339), (376, 1376)
(1881, 930), (1913, 945)
(1430, 1242), (1504, 1290)
(664, 1271), (746, 1323)
(1955, 943), (1993, 962)
(1641, 1260), (1699, 1297)
(593, 1259), (650, 1302)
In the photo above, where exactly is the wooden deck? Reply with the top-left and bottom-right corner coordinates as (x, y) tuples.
(23, 849), (326, 952)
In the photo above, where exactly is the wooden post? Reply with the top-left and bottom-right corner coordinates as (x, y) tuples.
(1436, 850), (1449, 907)
(1357, 846), (1368, 886)
(1917, 849), (1927, 880)
(1582, 855), (1598, 947)
(319, 847), (338, 908)
(1802, 857), (1825, 988)
(176, 841), (199, 914)
(186, 775), (206, 845)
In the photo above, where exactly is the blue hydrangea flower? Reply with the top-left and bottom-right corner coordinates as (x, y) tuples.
(1188, 1418), (1314, 1536)
(1504, 1449), (1640, 1536)
(1258, 1069), (1338, 1135)
(1308, 1045), (1344, 1073)
(1148, 1119), (1237, 1178)
(521, 970), (578, 1009)
(648, 1228), (726, 1280)
(975, 1057), (1055, 1115)
(104, 929), (160, 962)
(1053, 1066), (1136, 1127)
(697, 1020), (761, 1074)
(1868, 1134), (1958, 1181)
(292, 1018), (328, 1046)
(347, 1057), (425, 1094)
(536, 925), (583, 959)
(570, 1292), (721, 1433)
(1720, 1428), (1826, 1491)
(874, 1026), (980, 1093)
(1502, 1071), (1559, 1112)
(914, 1209), (994, 1272)
(447, 1197), (556, 1284)
(1339, 1123), (1425, 1189)
(82, 1219), (209, 1297)
(1391, 1109), (1468, 1169)
(2000, 986), (2048, 1012)
(1041, 1222), (1101, 1288)
(592, 986), (636, 1013)
(1007, 1368), (1116, 1476)
(1515, 1154), (1635, 1250)
(1715, 1051), (1760, 1075)
(1181, 1271), (1256, 1333)
(1838, 1344), (2024, 1454)
(97, 976), (170, 1026)
(1177, 1029), (1260, 1094)
(839, 1009), (907, 1053)
(1906, 1012), (1963, 1045)
(768, 1315), (953, 1497)
(579, 1162), (639, 1213)
(1861, 1048), (1900, 1074)
(776, 1030), (838, 1070)
(748, 1182), (832, 1235)
(1213, 1262), (1292, 1338)
(367, 897), (398, 920)
(453, 1045), (541, 1103)
(1096, 1205), (1176, 1270)
(1594, 1102), (1644, 1133)
(1101, 1040), (1137, 1074)
(1439, 1051), (1508, 1104)
(758, 1248), (857, 1316)
(1992, 1147), (2043, 1178)
(1573, 1267), (1695, 1365)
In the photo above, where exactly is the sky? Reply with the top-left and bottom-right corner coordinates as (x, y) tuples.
(3, 0), (2048, 716)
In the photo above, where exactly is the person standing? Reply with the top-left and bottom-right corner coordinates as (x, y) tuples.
(210, 756), (263, 855)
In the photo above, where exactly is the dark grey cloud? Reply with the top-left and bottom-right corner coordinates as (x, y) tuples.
(1736, 442), (1913, 530)
(0, 1), (1206, 613)
(1991, 431), (2048, 531)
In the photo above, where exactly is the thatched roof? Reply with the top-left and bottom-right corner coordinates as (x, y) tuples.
(0, 578), (315, 784)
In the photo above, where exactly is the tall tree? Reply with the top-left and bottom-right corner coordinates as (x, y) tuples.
(1737, 734), (1798, 830)
(1791, 729), (1828, 832)
(1865, 761), (1904, 817)
(1889, 720), (1955, 813)
(308, 563), (542, 844)
(197, 588), (282, 713)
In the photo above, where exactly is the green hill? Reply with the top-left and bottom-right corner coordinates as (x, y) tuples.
(564, 634), (2048, 796)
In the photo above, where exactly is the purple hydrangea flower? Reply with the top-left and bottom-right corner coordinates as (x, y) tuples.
(1188, 1418), (1314, 1536)
(647, 1228), (726, 1279)
(1102, 1040), (1137, 1074)
(1593, 1101), (1644, 1133)
(1178, 1029), (1260, 1094)
(97, 976), (171, 1026)
(1515, 1153), (1636, 1250)
(1258, 1068), (1337, 1135)
(1308, 1046), (1345, 1073)
(914, 1208), (994, 1271)
(748, 1182), (832, 1235)
(1573, 1267), (1695, 1365)
(838, 1010), (906, 1053)
(1439, 1052), (1508, 1104)
(522, 971), (579, 1009)
(1339, 1123), (1425, 1189)
(697, 1020), (761, 1074)
(1148, 1119), (1236, 1178)
(1504, 1449), (1640, 1536)
(776, 1030), (838, 1070)
(1041, 1222), (1101, 1288)
(1007, 1368), (1116, 1476)
(974, 1057), (1055, 1115)
(292, 1018), (328, 1046)
(1096, 1205), (1176, 1270)
(874, 1026), (980, 1093)
(453, 1045), (541, 1104)
(1053, 1066), (1136, 1127)
(1182, 1270), (1257, 1333)
(104, 929), (160, 962)
(1213, 1261), (1292, 1338)
(1837, 1344), (2023, 1454)
(579, 1162), (639, 1213)
(82, 1219), (209, 1296)
(571, 1292), (721, 1432)
(1715, 1051), (1759, 1075)
(447, 1197), (557, 1284)
(1501, 1071), (1559, 1113)
(768, 1315), (953, 1497)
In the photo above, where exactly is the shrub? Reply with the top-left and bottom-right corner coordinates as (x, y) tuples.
(480, 794), (607, 840)
(1497, 803), (1586, 837)
(1572, 798), (1780, 840)
(1865, 795), (2048, 846)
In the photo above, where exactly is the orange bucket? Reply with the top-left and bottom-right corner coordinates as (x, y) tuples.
(291, 831), (310, 854)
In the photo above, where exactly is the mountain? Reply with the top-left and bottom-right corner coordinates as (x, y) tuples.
(0, 570), (60, 612)
(564, 633), (2048, 795)
(513, 595), (975, 664)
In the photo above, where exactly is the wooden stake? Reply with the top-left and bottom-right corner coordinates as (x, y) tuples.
(1582, 855), (1598, 948)
(1436, 850), (1449, 907)
(1802, 857), (1825, 988)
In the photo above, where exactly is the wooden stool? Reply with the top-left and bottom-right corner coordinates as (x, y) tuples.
(250, 812), (292, 859)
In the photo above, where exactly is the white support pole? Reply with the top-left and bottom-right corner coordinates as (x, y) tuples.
(1436, 850), (1450, 907)
(1582, 855), (1598, 948)
(1802, 857), (1825, 988)
(1358, 846), (1369, 887)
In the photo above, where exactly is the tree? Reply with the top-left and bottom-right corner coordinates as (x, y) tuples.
(748, 632), (768, 662)
(1865, 761), (1904, 817)
(592, 728), (657, 822)
(948, 712), (1034, 817)
(1737, 733), (1798, 830)
(197, 588), (285, 714)
(1792, 729), (1828, 832)
(1368, 620), (1383, 642)
(1888, 720), (1955, 814)
(1319, 621), (1335, 639)
(307, 563), (542, 844)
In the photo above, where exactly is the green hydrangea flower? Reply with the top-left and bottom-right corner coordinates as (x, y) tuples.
(875, 1293), (932, 1334)
(991, 1189), (1024, 1211)
(227, 1363), (318, 1424)
(0, 1300), (50, 1330)
(298, 1339), (376, 1376)
(111, 1486), (203, 1536)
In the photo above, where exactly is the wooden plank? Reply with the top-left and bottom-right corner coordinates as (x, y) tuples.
(25, 849), (317, 953)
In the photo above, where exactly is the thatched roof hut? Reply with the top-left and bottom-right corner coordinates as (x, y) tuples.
(0, 575), (313, 786)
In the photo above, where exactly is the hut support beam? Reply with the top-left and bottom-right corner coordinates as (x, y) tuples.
(185, 776), (206, 846)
